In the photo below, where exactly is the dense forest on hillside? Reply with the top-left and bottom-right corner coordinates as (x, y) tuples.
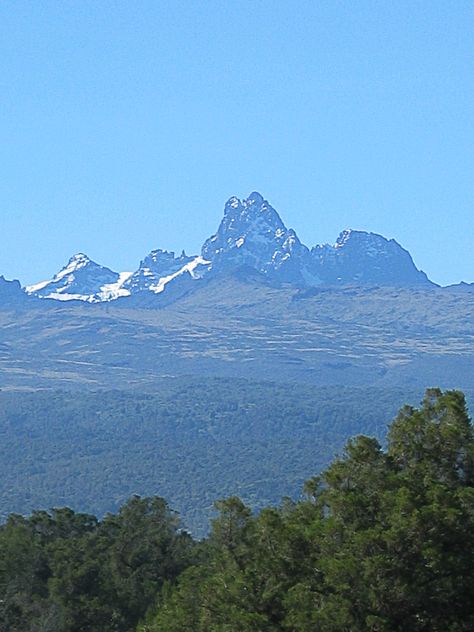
(1, 389), (473, 631)
(0, 379), (437, 535)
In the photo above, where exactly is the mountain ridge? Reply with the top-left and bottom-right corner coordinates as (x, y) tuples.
(20, 192), (436, 303)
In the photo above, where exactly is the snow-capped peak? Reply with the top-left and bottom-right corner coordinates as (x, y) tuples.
(68, 252), (90, 264)
(123, 248), (198, 293)
(53, 253), (93, 281)
(26, 254), (124, 302)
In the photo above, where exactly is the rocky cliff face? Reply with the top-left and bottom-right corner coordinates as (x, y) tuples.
(123, 249), (196, 293)
(202, 192), (320, 286)
(0, 276), (28, 303)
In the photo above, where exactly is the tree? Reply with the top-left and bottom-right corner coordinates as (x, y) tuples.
(144, 389), (474, 632)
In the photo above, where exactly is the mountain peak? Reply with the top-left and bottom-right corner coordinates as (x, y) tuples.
(312, 229), (434, 286)
(201, 193), (316, 286)
(224, 196), (242, 214)
(123, 248), (197, 293)
(224, 192), (265, 214)
(69, 252), (90, 262)
(335, 229), (391, 246)
(0, 275), (24, 295)
(0, 275), (29, 307)
(203, 193), (285, 260)
(26, 254), (122, 302)
(59, 253), (93, 276)
(245, 191), (265, 206)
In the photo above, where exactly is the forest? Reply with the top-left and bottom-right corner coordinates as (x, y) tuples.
(1, 388), (473, 631)
(0, 379), (431, 535)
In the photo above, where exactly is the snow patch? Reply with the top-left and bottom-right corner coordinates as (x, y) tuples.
(149, 256), (210, 294)
(26, 278), (52, 293)
(97, 272), (133, 301)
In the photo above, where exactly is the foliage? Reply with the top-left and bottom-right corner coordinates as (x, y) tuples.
(0, 496), (194, 632)
(141, 389), (474, 631)
(2, 388), (473, 630)
(0, 379), (429, 535)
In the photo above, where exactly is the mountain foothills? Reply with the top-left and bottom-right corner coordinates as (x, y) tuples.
(23, 192), (433, 302)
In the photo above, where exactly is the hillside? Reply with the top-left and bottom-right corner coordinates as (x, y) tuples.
(1, 275), (474, 391)
(0, 380), (435, 536)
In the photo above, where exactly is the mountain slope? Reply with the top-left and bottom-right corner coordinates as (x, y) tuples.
(0, 382), (427, 536)
(2, 275), (474, 391)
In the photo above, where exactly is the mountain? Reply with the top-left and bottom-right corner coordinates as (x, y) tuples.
(3, 272), (474, 392)
(201, 192), (320, 286)
(202, 193), (433, 287)
(25, 253), (131, 302)
(23, 192), (436, 303)
(311, 229), (434, 286)
(25, 251), (210, 303)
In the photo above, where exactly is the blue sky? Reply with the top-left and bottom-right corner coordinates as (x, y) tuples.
(0, 0), (473, 286)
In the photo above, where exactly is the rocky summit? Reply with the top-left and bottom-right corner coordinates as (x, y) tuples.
(123, 249), (196, 294)
(0, 276), (27, 303)
(201, 192), (319, 286)
(311, 229), (435, 286)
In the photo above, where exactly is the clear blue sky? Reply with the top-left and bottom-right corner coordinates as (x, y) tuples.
(0, 0), (473, 286)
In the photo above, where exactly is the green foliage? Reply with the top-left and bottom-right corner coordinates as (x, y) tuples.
(0, 379), (429, 536)
(0, 496), (194, 632)
(142, 389), (474, 631)
(2, 388), (473, 631)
